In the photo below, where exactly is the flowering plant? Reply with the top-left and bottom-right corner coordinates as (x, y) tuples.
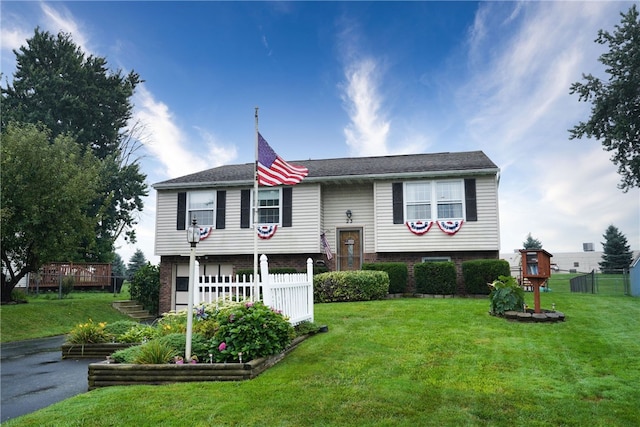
(67, 319), (108, 344)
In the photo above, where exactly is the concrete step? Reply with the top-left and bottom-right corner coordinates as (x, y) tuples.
(112, 300), (156, 322)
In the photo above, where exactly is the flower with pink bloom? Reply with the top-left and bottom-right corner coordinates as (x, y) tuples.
(218, 342), (227, 352)
(245, 301), (254, 308)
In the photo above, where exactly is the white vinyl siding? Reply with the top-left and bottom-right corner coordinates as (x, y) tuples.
(155, 185), (321, 256)
(375, 176), (499, 252)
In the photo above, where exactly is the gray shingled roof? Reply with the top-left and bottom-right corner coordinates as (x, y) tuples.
(153, 150), (498, 189)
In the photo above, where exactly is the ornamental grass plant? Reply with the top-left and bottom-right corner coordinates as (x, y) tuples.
(6, 275), (640, 427)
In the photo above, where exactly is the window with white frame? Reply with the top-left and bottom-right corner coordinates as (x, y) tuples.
(405, 182), (432, 220)
(258, 189), (280, 224)
(404, 180), (464, 220)
(436, 181), (463, 219)
(188, 191), (215, 226)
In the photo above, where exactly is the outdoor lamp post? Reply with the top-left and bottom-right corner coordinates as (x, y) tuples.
(185, 217), (201, 361)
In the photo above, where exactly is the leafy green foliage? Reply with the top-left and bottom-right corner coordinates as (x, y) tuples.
(414, 262), (456, 294)
(212, 302), (295, 362)
(1, 28), (148, 262)
(599, 225), (633, 273)
(61, 276), (75, 297)
(129, 263), (160, 315)
(488, 275), (525, 315)
(313, 271), (389, 302)
(462, 259), (511, 295)
(362, 262), (408, 293)
(67, 319), (108, 344)
(117, 324), (159, 343)
(133, 340), (178, 364)
(156, 333), (210, 361)
(111, 344), (142, 363)
(103, 320), (139, 341)
(569, 5), (640, 191)
(294, 320), (320, 336)
(0, 123), (99, 302)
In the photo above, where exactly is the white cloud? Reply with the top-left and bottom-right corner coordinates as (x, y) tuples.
(341, 57), (390, 156)
(459, 1), (639, 252)
(133, 85), (237, 179)
(40, 3), (90, 52)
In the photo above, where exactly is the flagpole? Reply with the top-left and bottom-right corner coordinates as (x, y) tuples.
(253, 107), (260, 302)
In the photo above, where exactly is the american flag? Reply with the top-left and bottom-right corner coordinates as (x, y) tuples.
(321, 232), (333, 260)
(257, 133), (308, 186)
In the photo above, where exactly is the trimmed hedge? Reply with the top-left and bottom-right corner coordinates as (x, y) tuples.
(362, 262), (408, 293)
(461, 259), (510, 295)
(313, 271), (389, 303)
(414, 261), (457, 295)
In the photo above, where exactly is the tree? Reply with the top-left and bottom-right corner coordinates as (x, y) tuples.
(523, 233), (543, 250)
(1, 28), (148, 261)
(126, 249), (148, 281)
(569, 5), (640, 192)
(599, 225), (633, 273)
(1, 123), (99, 302)
(111, 254), (126, 278)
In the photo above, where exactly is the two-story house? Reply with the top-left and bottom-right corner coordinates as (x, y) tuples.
(153, 150), (500, 313)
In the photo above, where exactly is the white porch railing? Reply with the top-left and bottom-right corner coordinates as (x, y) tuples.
(194, 254), (314, 325)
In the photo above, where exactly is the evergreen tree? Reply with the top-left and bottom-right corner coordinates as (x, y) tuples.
(599, 225), (633, 273)
(111, 253), (126, 278)
(126, 249), (148, 280)
(523, 233), (543, 250)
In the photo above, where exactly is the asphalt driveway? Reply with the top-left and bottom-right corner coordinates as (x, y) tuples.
(1, 336), (101, 423)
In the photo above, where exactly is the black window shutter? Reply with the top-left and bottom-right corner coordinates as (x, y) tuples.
(240, 189), (251, 229)
(464, 179), (477, 222)
(177, 192), (187, 230)
(216, 191), (226, 229)
(282, 187), (292, 227)
(392, 183), (404, 224)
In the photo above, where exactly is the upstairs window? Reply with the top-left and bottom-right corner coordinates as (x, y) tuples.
(258, 189), (280, 224)
(436, 181), (463, 219)
(189, 191), (215, 226)
(405, 182), (432, 221)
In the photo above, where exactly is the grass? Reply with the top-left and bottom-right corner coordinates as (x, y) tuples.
(4, 274), (640, 426)
(0, 288), (132, 343)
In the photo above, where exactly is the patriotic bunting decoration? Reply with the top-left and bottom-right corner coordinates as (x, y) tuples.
(257, 133), (308, 186)
(437, 220), (464, 235)
(405, 220), (433, 235)
(199, 227), (212, 241)
(257, 224), (278, 240)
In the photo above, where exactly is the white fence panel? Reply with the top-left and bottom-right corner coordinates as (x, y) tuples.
(194, 255), (314, 325)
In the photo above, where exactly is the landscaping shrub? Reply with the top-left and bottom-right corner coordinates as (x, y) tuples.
(67, 319), (108, 344)
(103, 320), (139, 341)
(212, 301), (295, 362)
(111, 344), (143, 363)
(362, 262), (408, 293)
(294, 320), (320, 336)
(414, 262), (456, 294)
(156, 333), (211, 361)
(133, 339), (177, 364)
(488, 275), (525, 315)
(61, 276), (75, 297)
(117, 323), (159, 343)
(129, 263), (160, 315)
(462, 259), (510, 295)
(313, 271), (389, 303)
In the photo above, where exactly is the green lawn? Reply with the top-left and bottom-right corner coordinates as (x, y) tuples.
(4, 275), (639, 426)
(0, 289), (132, 343)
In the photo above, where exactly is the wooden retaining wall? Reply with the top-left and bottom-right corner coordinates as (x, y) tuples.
(62, 343), (137, 359)
(87, 335), (307, 390)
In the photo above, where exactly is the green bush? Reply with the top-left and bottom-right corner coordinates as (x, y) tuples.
(111, 344), (143, 363)
(212, 301), (295, 363)
(130, 263), (160, 315)
(294, 320), (320, 336)
(313, 271), (389, 303)
(156, 333), (211, 361)
(61, 276), (74, 297)
(489, 275), (525, 315)
(117, 323), (159, 343)
(414, 262), (456, 294)
(362, 262), (408, 293)
(133, 340), (177, 364)
(462, 259), (510, 295)
(103, 320), (139, 341)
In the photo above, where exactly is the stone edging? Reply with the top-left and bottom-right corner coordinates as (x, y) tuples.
(87, 334), (311, 390)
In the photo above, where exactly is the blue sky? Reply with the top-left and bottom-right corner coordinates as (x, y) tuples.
(2, 1), (638, 265)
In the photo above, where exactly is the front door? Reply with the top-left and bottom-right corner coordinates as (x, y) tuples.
(338, 229), (362, 271)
